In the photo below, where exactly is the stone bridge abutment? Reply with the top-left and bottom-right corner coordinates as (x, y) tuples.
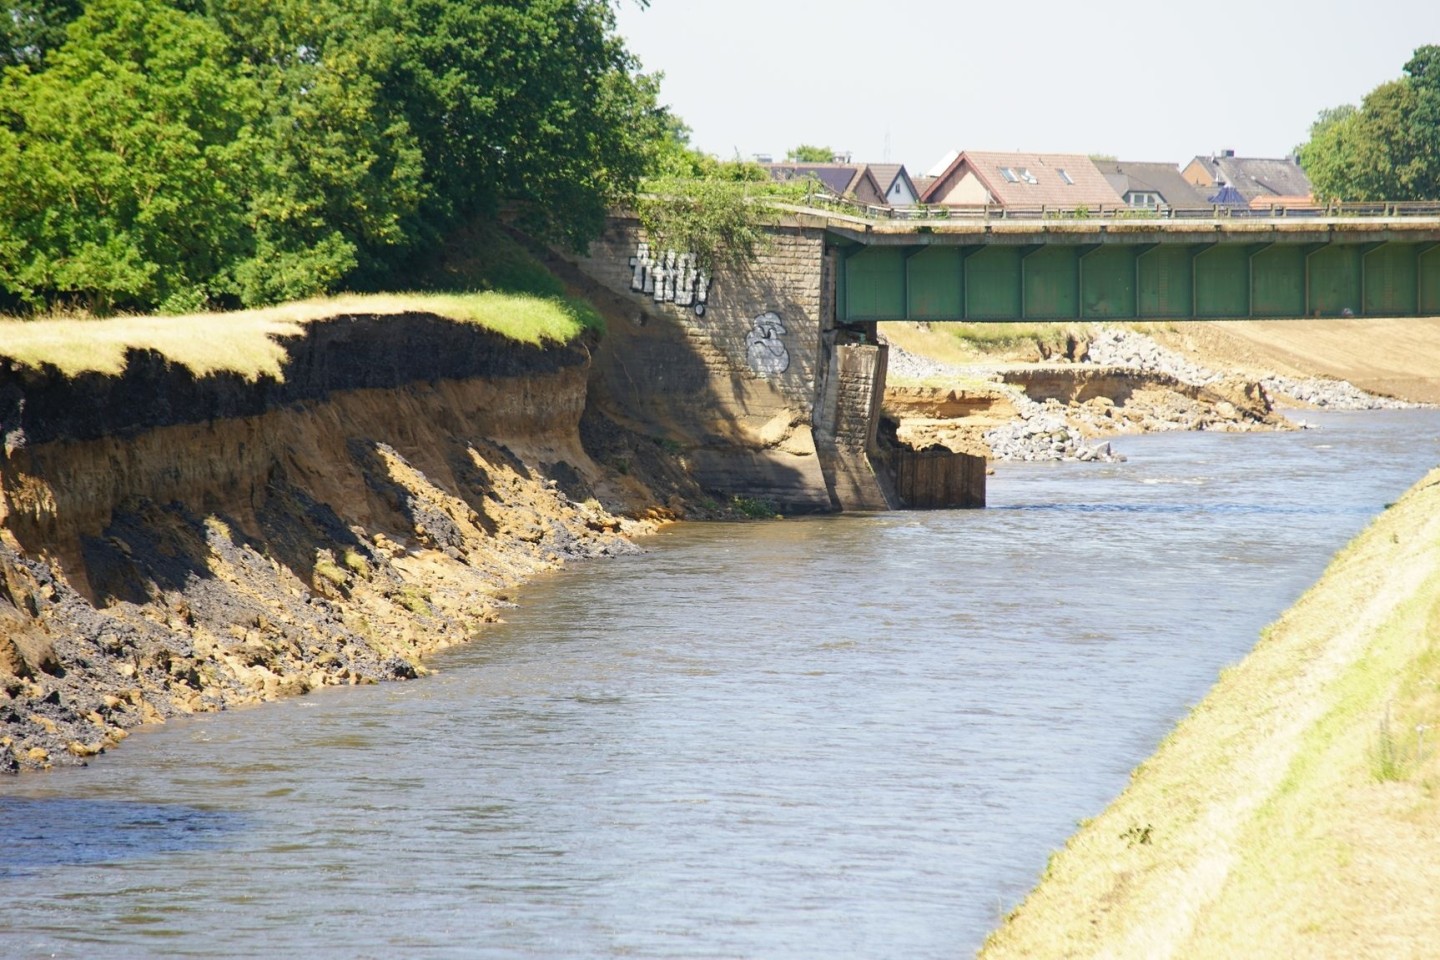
(564, 214), (960, 512)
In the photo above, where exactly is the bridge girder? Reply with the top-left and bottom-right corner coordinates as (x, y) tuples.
(828, 221), (1440, 323)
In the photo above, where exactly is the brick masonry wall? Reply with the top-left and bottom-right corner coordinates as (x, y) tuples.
(578, 216), (828, 414)
(568, 214), (899, 512)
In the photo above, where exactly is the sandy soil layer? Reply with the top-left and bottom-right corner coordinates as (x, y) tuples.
(1152, 318), (1440, 404)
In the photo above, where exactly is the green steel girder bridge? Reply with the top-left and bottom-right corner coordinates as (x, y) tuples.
(818, 208), (1440, 323)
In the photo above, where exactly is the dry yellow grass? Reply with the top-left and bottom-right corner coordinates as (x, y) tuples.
(980, 469), (1440, 960)
(0, 292), (590, 381)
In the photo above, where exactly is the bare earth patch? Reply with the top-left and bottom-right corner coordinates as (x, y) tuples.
(1150, 318), (1440, 404)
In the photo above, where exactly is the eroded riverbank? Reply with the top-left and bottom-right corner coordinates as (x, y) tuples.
(0, 314), (674, 772)
(2, 408), (1436, 958)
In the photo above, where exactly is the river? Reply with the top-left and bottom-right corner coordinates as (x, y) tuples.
(3, 409), (1439, 959)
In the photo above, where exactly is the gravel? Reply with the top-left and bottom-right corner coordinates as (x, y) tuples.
(883, 325), (1424, 465)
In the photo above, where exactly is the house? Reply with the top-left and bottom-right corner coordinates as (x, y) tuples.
(1181, 150), (1314, 207)
(919, 151), (1125, 211)
(865, 164), (921, 206)
(760, 163), (886, 206)
(1096, 160), (1212, 209)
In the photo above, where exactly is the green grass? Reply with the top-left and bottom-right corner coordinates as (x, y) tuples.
(940, 321), (1089, 354)
(0, 220), (602, 380)
(730, 495), (779, 519)
(312, 559), (349, 586)
(0, 290), (598, 381)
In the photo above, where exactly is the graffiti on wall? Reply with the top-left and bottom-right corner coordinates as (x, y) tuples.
(745, 312), (790, 377)
(630, 243), (710, 316)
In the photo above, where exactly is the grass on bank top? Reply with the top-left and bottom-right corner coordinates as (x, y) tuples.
(0, 291), (601, 382)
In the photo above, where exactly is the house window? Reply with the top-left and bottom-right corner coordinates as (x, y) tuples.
(1127, 191), (1160, 208)
(1019, 168), (1038, 184)
(1000, 167), (1019, 183)
(1058, 168), (1074, 185)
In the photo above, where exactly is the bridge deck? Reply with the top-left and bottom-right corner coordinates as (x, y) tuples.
(791, 206), (1440, 322)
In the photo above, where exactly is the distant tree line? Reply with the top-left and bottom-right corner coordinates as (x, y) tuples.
(1298, 45), (1440, 203)
(0, 0), (668, 313)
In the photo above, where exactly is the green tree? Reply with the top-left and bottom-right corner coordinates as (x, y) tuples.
(1298, 45), (1440, 201)
(385, 0), (665, 252)
(202, 0), (425, 303)
(1298, 104), (1360, 201)
(785, 144), (836, 163)
(0, 0), (255, 310)
(0, 0), (667, 312)
(1, 0), (82, 69)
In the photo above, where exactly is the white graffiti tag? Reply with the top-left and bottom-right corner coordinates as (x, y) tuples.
(745, 312), (790, 377)
(630, 243), (710, 317)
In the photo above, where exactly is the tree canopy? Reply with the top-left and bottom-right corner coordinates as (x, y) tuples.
(1298, 45), (1440, 202)
(785, 144), (836, 163)
(0, 0), (667, 313)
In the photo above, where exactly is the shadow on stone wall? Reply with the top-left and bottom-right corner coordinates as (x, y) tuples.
(535, 229), (834, 515)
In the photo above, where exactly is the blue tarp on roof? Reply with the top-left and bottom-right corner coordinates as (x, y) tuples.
(1207, 184), (1247, 205)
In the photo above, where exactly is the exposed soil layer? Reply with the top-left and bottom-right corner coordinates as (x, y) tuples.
(0, 317), (665, 773)
(0, 313), (584, 448)
(1151, 317), (1440, 405)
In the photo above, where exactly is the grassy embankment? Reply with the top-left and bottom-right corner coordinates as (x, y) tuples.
(981, 467), (1440, 958)
(0, 292), (599, 380)
(0, 225), (600, 379)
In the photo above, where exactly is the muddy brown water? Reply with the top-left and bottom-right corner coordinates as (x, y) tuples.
(4, 409), (1440, 959)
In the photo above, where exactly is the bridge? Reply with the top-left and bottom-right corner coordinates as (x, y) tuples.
(567, 206), (1440, 515)
(814, 204), (1440, 324)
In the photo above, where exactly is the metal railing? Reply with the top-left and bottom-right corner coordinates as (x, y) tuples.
(785, 194), (1440, 224)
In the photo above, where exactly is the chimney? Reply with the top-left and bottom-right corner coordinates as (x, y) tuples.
(1222, 148), (1236, 158)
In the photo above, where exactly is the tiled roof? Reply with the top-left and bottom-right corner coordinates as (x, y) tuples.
(864, 164), (920, 204)
(923, 152), (1125, 209)
(866, 164), (904, 193)
(1096, 161), (1212, 207)
(1186, 155), (1314, 202)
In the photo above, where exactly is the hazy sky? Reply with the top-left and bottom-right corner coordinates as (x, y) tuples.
(615, 0), (1440, 174)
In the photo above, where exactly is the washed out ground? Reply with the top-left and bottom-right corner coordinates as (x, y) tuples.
(880, 318), (1437, 463)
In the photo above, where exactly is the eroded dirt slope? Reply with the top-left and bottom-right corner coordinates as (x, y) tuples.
(1151, 318), (1440, 403)
(0, 317), (666, 772)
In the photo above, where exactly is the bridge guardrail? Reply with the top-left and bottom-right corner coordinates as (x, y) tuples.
(791, 194), (1440, 224)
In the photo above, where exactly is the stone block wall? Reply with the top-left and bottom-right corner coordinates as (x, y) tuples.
(566, 214), (900, 512)
(577, 215), (828, 414)
(814, 342), (896, 511)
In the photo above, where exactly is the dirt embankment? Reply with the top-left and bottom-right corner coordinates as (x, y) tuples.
(0, 315), (677, 773)
(881, 320), (1432, 462)
(1151, 317), (1440, 405)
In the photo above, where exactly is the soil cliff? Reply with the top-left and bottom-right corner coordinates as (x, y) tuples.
(0, 314), (662, 772)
